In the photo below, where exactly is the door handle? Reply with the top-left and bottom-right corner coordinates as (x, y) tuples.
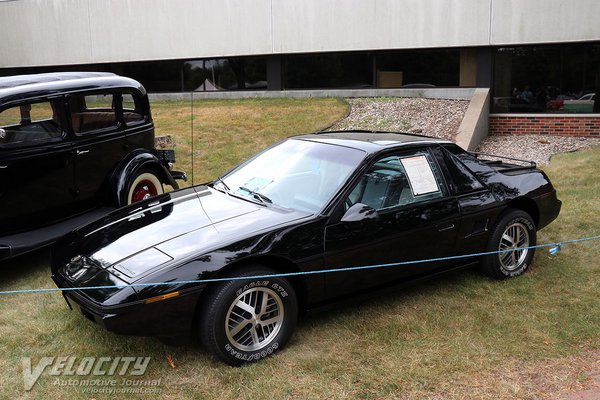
(437, 223), (455, 232)
(76, 150), (90, 156)
(0, 165), (7, 169)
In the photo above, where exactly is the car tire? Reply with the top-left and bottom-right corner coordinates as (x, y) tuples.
(126, 170), (164, 204)
(481, 209), (537, 279)
(199, 266), (298, 366)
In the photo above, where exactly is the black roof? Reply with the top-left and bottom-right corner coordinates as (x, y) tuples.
(295, 131), (452, 153)
(0, 72), (146, 104)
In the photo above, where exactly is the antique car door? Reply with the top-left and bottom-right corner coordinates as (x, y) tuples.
(323, 148), (461, 300)
(69, 90), (150, 210)
(0, 98), (75, 234)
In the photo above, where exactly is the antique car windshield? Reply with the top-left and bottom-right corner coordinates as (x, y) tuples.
(220, 139), (366, 213)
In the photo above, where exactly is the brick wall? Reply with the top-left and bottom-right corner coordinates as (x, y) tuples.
(489, 115), (600, 137)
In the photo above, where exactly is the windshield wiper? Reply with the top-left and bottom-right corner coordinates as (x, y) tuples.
(238, 186), (272, 204)
(212, 177), (231, 193)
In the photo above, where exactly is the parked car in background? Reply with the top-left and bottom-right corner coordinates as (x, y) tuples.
(578, 92), (596, 102)
(0, 72), (185, 260)
(52, 131), (561, 366)
(562, 92), (596, 113)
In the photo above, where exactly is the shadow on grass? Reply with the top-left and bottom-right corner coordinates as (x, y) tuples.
(298, 266), (487, 329)
(0, 247), (52, 285)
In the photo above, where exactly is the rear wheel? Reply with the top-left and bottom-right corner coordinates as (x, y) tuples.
(127, 170), (163, 205)
(481, 209), (537, 279)
(199, 266), (298, 366)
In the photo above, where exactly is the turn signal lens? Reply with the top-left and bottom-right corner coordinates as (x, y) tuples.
(144, 291), (180, 304)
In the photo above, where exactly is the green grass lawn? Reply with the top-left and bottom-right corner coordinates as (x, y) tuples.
(151, 98), (349, 185)
(0, 99), (598, 399)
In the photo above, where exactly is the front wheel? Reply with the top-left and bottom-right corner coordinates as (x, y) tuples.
(126, 170), (164, 205)
(199, 266), (298, 366)
(481, 209), (537, 279)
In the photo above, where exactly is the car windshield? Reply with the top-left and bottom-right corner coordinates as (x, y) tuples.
(219, 139), (366, 213)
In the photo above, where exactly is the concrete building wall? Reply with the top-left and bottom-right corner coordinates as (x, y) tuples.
(271, 0), (490, 54)
(0, 0), (273, 67)
(0, 0), (92, 67)
(0, 0), (599, 68)
(490, 0), (600, 45)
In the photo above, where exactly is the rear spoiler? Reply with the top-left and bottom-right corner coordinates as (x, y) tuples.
(470, 152), (537, 172)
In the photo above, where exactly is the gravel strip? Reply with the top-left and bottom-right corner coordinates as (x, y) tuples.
(327, 98), (468, 141)
(475, 134), (599, 166)
(329, 98), (600, 165)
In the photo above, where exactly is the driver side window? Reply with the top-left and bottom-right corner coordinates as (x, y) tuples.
(0, 100), (63, 147)
(347, 152), (445, 211)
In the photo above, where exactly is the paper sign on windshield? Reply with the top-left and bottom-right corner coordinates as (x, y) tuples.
(400, 155), (439, 196)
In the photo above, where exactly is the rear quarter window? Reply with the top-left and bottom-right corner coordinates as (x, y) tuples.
(442, 144), (495, 176)
(122, 91), (147, 125)
(435, 146), (484, 194)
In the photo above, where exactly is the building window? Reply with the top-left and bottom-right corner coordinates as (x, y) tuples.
(375, 49), (460, 88)
(493, 42), (600, 113)
(122, 60), (183, 92)
(183, 57), (267, 91)
(284, 53), (373, 89)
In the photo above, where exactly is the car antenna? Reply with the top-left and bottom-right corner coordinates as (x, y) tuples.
(190, 91), (194, 185)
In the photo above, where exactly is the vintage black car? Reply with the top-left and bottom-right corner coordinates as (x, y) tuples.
(0, 72), (184, 260)
(51, 131), (561, 365)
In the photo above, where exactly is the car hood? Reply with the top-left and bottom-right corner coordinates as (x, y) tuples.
(73, 186), (311, 281)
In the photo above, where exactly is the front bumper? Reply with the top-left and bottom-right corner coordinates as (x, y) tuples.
(58, 285), (201, 340)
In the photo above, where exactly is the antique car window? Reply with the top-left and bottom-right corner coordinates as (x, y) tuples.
(0, 100), (63, 147)
(122, 91), (146, 124)
(69, 93), (118, 134)
(347, 152), (445, 211)
(220, 139), (366, 213)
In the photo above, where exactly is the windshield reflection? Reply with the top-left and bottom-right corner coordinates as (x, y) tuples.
(220, 139), (365, 213)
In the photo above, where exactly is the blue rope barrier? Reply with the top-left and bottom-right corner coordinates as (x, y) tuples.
(0, 234), (598, 296)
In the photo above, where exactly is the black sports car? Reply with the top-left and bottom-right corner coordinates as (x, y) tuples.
(52, 131), (561, 365)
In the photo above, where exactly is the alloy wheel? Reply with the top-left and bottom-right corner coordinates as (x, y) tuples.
(498, 222), (530, 271)
(225, 287), (284, 352)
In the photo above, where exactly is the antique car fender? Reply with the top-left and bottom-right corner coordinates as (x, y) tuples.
(107, 149), (179, 207)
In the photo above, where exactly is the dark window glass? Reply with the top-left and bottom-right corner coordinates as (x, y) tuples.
(122, 60), (183, 92)
(493, 42), (600, 113)
(376, 49), (460, 87)
(183, 57), (267, 91)
(284, 53), (373, 89)
(443, 144), (495, 179)
(0, 100), (63, 147)
(435, 146), (484, 194)
(69, 93), (118, 134)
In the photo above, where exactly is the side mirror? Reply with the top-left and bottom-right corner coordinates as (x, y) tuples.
(341, 203), (379, 223)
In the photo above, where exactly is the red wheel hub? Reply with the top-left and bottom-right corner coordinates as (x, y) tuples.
(131, 180), (158, 203)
